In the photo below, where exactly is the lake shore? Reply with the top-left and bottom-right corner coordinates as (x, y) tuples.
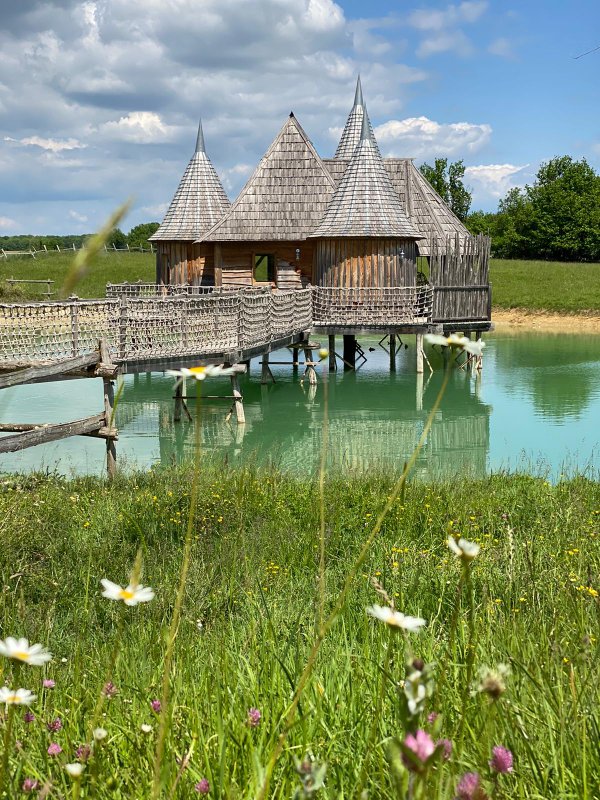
(492, 307), (600, 333)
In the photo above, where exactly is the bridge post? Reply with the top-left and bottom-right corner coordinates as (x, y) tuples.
(261, 352), (275, 384)
(389, 333), (396, 372)
(416, 333), (424, 374)
(343, 335), (356, 370)
(328, 335), (336, 372)
(303, 347), (317, 385)
(292, 347), (299, 372)
(230, 373), (246, 424)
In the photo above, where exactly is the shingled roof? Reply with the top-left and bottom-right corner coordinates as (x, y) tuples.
(149, 120), (231, 241)
(334, 76), (381, 160)
(309, 112), (421, 239)
(198, 114), (335, 242)
(322, 156), (470, 255)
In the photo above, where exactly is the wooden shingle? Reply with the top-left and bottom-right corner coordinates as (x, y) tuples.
(334, 76), (381, 160)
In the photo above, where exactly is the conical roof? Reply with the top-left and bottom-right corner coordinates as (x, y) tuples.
(149, 120), (231, 241)
(310, 112), (421, 239)
(334, 76), (381, 160)
(199, 113), (335, 242)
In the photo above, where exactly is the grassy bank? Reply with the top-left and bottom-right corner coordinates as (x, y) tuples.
(490, 259), (600, 313)
(0, 251), (154, 300)
(0, 466), (598, 798)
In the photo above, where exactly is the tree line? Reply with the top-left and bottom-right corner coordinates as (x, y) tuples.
(0, 222), (160, 252)
(419, 155), (600, 262)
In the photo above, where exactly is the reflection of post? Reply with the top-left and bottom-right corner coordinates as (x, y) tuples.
(343, 335), (356, 370)
(389, 333), (396, 372)
(328, 335), (336, 372)
(476, 333), (484, 372)
(234, 423), (246, 448)
(174, 382), (183, 422)
(230, 373), (245, 424)
(416, 333), (424, 374)
(475, 369), (482, 399)
(416, 372), (423, 412)
(261, 352), (274, 384)
(303, 347), (317, 385)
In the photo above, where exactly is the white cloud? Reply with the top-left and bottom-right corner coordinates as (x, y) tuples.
(488, 37), (515, 59)
(408, 1), (488, 58)
(100, 112), (179, 143)
(69, 209), (88, 222)
(220, 163), (253, 194)
(4, 136), (86, 152)
(464, 163), (528, 198)
(0, 215), (17, 229)
(375, 116), (492, 158)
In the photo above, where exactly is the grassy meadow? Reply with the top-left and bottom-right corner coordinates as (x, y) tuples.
(0, 465), (598, 798)
(0, 251), (154, 301)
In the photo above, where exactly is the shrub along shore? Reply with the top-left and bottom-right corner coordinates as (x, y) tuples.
(0, 466), (598, 798)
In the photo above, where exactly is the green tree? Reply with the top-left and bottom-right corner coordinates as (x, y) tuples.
(419, 158), (472, 221)
(127, 222), (160, 250)
(107, 227), (128, 249)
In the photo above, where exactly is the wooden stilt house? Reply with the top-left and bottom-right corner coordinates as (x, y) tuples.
(149, 121), (231, 286)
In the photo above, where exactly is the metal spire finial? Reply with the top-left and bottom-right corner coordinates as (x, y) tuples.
(354, 74), (364, 108)
(360, 104), (372, 142)
(195, 119), (205, 154)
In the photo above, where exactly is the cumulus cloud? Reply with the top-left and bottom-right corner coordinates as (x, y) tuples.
(464, 163), (528, 198)
(408, 1), (488, 58)
(99, 112), (180, 143)
(4, 136), (86, 152)
(375, 116), (492, 158)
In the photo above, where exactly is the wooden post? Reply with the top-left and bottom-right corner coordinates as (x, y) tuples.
(292, 346), (299, 372)
(261, 352), (274, 384)
(70, 299), (79, 357)
(416, 372), (424, 412)
(389, 333), (396, 372)
(328, 335), (336, 372)
(174, 382), (183, 422)
(475, 333), (484, 372)
(100, 340), (117, 480)
(303, 347), (317, 386)
(119, 296), (128, 360)
(343, 335), (356, 370)
(230, 373), (245, 424)
(416, 333), (424, 374)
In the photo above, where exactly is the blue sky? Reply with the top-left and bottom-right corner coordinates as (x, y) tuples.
(0, 0), (598, 235)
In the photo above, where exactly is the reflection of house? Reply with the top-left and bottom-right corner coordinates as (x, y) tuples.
(149, 78), (491, 331)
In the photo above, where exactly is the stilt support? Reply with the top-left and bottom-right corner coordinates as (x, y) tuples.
(230, 373), (245, 424)
(343, 335), (356, 371)
(389, 333), (396, 372)
(100, 340), (117, 480)
(292, 347), (299, 373)
(328, 335), (336, 372)
(416, 372), (424, 412)
(303, 347), (318, 385)
(261, 352), (275, 384)
(416, 333), (424, 374)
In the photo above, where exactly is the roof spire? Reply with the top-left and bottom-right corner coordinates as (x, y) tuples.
(360, 104), (371, 142)
(195, 119), (205, 154)
(354, 74), (363, 108)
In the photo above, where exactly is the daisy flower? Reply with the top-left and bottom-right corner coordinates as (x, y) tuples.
(425, 333), (485, 357)
(0, 687), (37, 706)
(101, 579), (155, 606)
(447, 536), (480, 561)
(0, 637), (52, 666)
(65, 763), (86, 778)
(166, 365), (236, 388)
(366, 605), (426, 632)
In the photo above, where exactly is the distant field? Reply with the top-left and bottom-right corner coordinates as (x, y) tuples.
(490, 258), (600, 313)
(0, 250), (155, 300)
(1, 252), (599, 314)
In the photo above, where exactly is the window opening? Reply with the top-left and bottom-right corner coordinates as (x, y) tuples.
(254, 254), (275, 283)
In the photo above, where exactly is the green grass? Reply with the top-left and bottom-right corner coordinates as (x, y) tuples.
(490, 259), (600, 313)
(0, 466), (598, 798)
(0, 251), (155, 301)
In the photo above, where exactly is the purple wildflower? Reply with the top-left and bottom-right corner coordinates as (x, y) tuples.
(455, 772), (482, 800)
(43, 679), (56, 689)
(150, 699), (162, 713)
(47, 742), (62, 756)
(21, 778), (39, 793)
(403, 729), (435, 769)
(102, 681), (117, 699)
(23, 711), (35, 724)
(195, 778), (210, 794)
(489, 745), (513, 774)
(427, 711), (439, 724)
(247, 707), (261, 727)
(46, 718), (62, 733)
(438, 738), (453, 760)
(76, 744), (92, 761)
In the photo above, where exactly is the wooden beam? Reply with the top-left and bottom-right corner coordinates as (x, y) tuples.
(0, 414), (106, 454)
(0, 352), (99, 389)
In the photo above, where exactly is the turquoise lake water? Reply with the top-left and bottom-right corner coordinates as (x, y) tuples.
(1, 332), (599, 480)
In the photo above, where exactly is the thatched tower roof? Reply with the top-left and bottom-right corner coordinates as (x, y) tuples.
(149, 120), (231, 241)
(309, 112), (421, 239)
(199, 113), (335, 242)
(334, 76), (380, 160)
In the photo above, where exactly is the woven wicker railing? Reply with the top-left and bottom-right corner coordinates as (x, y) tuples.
(312, 286), (433, 327)
(0, 289), (313, 365)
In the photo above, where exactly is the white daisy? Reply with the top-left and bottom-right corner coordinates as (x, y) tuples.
(65, 763), (86, 778)
(0, 687), (37, 706)
(166, 365), (235, 383)
(425, 333), (485, 356)
(366, 605), (426, 632)
(0, 637), (52, 666)
(140, 723), (153, 734)
(100, 579), (155, 606)
(93, 727), (108, 741)
(447, 536), (480, 561)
